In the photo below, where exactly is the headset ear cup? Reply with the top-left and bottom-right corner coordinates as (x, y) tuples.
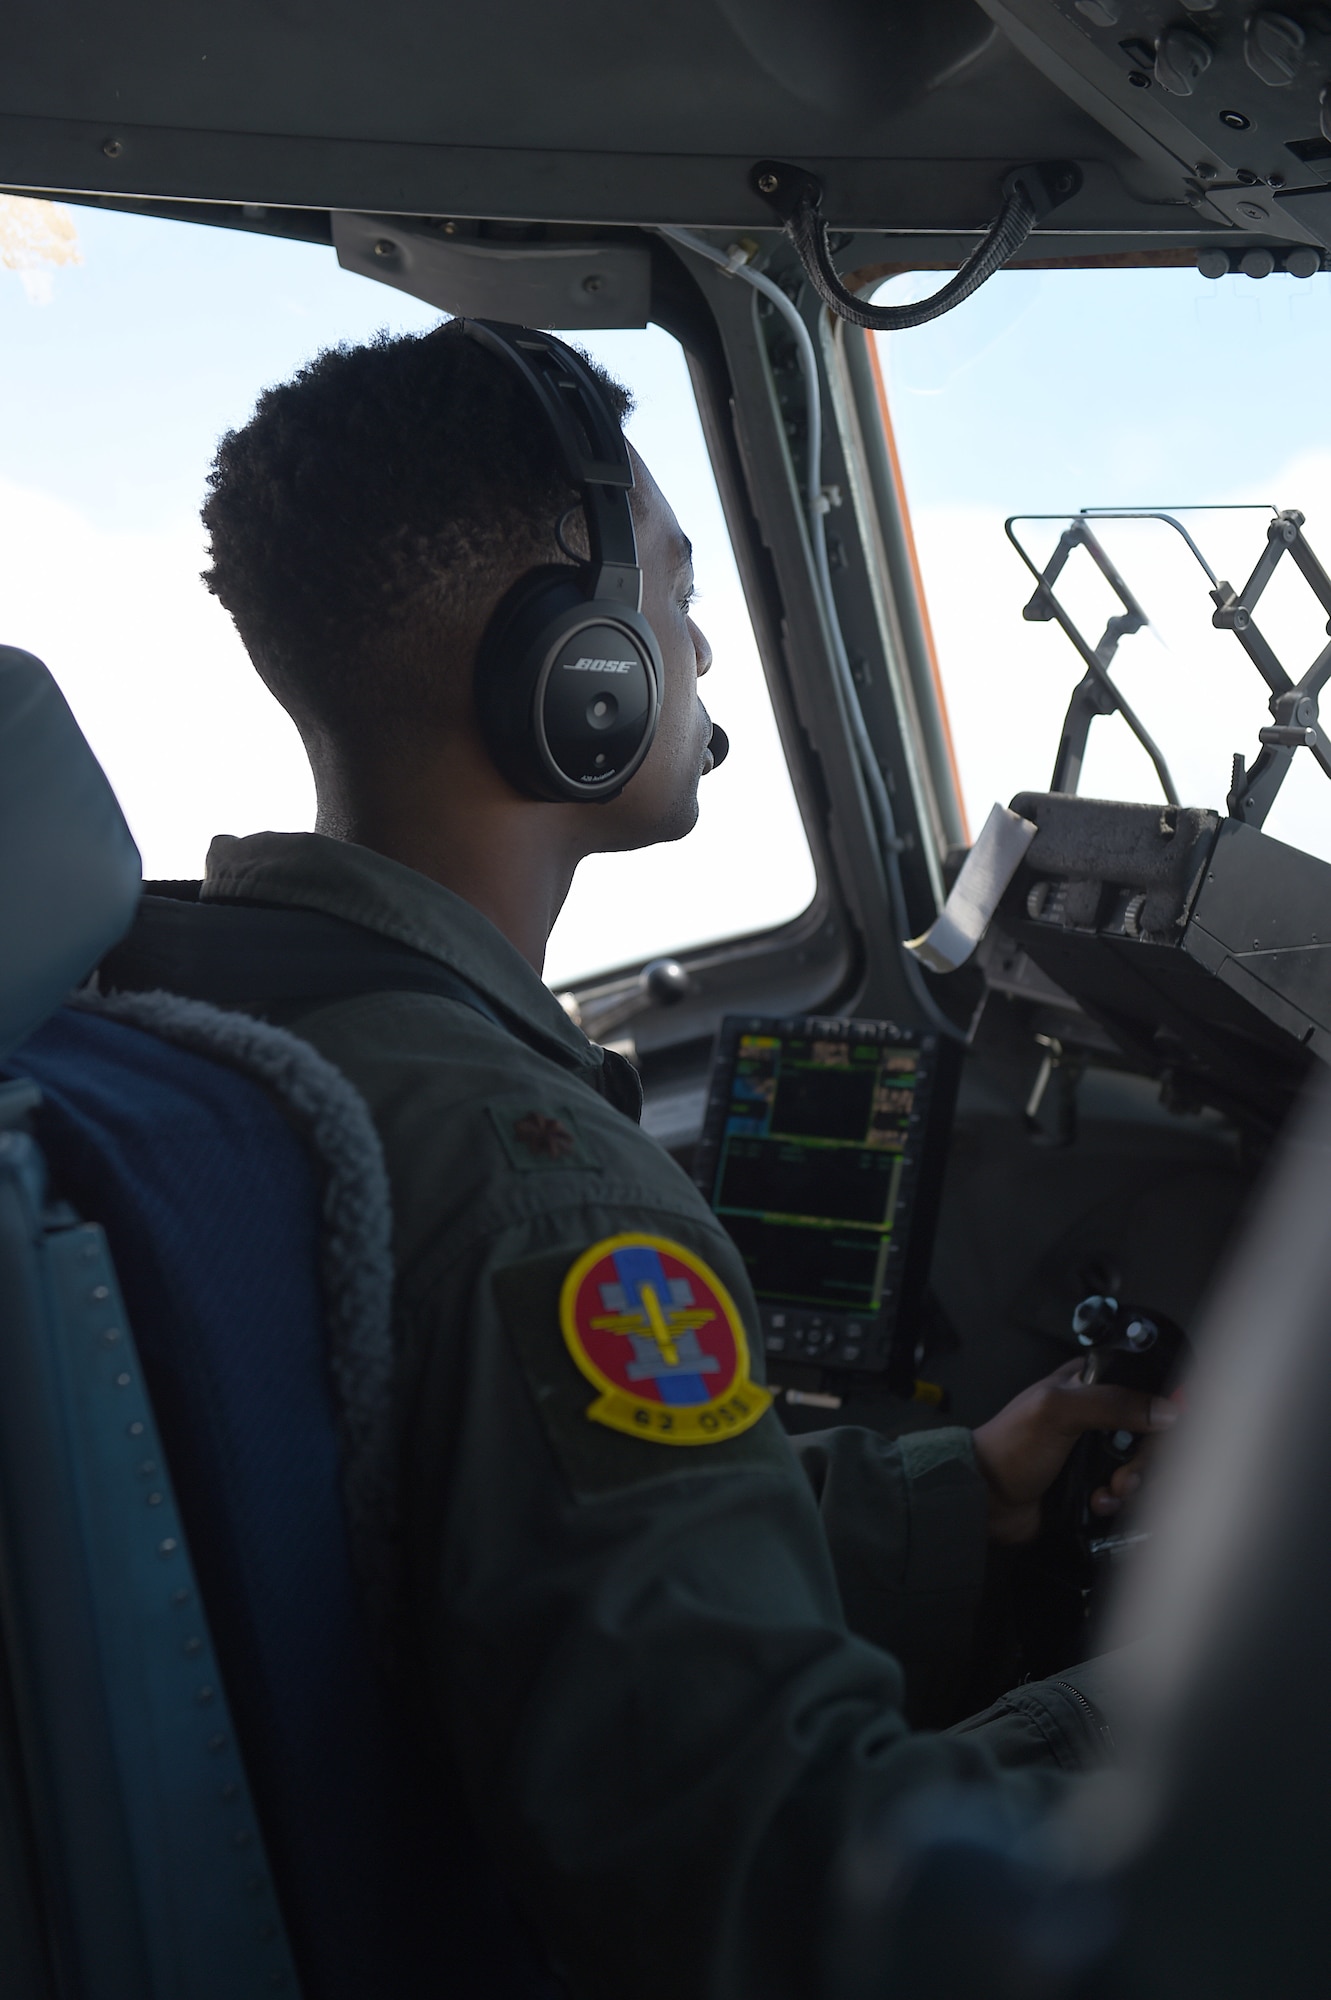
(474, 567), (587, 799)
(475, 566), (663, 803)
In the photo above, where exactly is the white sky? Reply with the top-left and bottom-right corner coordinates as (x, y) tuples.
(0, 203), (814, 990)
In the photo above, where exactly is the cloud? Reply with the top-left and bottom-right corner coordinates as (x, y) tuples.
(0, 477), (314, 877)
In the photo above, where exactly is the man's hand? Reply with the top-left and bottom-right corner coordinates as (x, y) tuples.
(971, 1358), (1179, 1546)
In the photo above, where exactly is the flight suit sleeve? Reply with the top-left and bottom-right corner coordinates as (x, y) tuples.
(787, 1425), (989, 1728)
(397, 1182), (1089, 2000)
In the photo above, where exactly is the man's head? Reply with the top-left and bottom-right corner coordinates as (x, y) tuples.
(202, 320), (713, 858)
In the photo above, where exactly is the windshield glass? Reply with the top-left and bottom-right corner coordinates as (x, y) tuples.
(873, 264), (1331, 862)
(0, 198), (814, 987)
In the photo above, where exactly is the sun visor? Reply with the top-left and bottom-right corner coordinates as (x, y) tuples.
(0, 645), (141, 1058)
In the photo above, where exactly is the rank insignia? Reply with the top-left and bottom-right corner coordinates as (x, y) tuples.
(559, 1233), (771, 1444)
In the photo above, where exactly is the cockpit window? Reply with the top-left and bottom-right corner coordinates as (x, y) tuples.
(873, 264), (1331, 865)
(0, 199), (814, 987)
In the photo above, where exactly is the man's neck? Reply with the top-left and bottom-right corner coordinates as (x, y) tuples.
(312, 755), (584, 974)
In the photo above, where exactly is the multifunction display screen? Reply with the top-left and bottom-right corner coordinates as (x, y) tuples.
(695, 1016), (957, 1380)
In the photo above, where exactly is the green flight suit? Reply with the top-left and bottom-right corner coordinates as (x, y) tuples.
(184, 831), (1113, 2000)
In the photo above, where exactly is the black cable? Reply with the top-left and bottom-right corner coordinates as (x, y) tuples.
(749, 159), (1082, 333)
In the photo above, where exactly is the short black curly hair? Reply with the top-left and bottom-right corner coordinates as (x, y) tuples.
(202, 320), (632, 741)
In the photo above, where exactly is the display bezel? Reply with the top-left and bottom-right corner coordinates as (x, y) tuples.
(693, 1013), (960, 1392)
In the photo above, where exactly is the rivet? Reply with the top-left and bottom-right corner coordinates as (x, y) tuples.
(220, 1781), (239, 1801)
(137, 1459), (158, 1478)
(441, 219), (457, 234)
(582, 273), (605, 294)
(170, 1587), (192, 1606)
(196, 1685), (216, 1705)
(372, 237), (396, 258)
(91, 1285), (109, 1301)
(1220, 108), (1252, 130)
(101, 1327), (121, 1345)
(157, 1537), (179, 1557)
(127, 1421), (145, 1437)
(207, 1733), (228, 1753)
(146, 1491), (163, 1507)
(183, 1636), (203, 1656)
(102, 137), (123, 159)
(757, 170), (779, 194)
(115, 1372), (132, 1388)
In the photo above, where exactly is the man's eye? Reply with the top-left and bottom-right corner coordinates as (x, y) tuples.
(679, 584), (698, 613)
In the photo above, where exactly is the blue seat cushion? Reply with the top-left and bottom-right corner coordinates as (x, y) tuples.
(4, 1005), (557, 1998)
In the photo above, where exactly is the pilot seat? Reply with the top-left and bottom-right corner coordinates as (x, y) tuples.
(0, 642), (556, 1999)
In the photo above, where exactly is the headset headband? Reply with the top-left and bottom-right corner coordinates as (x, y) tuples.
(459, 319), (642, 613)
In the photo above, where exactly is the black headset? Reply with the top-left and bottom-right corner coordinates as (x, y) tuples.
(461, 319), (665, 804)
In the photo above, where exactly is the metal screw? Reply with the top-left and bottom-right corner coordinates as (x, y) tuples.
(1194, 161), (1218, 179)
(1220, 109), (1252, 130)
(582, 274), (605, 294)
(101, 1327), (120, 1345)
(102, 138), (123, 159)
(1127, 69), (1151, 87)
(757, 171), (779, 194)
(1238, 202), (1269, 221)
(372, 238), (397, 258)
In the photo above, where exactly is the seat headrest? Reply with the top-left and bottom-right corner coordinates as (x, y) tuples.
(0, 645), (141, 1058)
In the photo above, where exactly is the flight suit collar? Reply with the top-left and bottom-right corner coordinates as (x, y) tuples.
(201, 830), (607, 1083)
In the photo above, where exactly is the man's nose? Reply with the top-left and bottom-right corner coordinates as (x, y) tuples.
(691, 619), (712, 678)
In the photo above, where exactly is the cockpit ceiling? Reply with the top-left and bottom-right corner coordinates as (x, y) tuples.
(0, 1), (1325, 254)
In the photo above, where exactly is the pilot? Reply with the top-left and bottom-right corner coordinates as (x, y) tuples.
(143, 321), (1172, 1996)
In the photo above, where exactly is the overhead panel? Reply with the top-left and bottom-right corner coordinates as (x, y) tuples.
(0, 0), (1265, 250)
(981, 0), (1331, 248)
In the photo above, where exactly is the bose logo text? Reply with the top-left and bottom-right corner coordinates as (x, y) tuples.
(563, 657), (634, 674)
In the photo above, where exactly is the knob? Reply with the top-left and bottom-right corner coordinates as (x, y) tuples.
(1155, 26), (1212, 94)
(1245, 11), (1304, 87)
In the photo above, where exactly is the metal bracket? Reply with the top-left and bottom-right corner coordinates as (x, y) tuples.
(1004, 513), (1178, 803)
(1211, 510), (1331, 826)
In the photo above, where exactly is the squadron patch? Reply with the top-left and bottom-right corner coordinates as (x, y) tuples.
(559, 1233), (771, 1444)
